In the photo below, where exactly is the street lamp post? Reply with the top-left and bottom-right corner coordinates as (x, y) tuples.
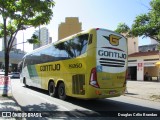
(23, 30), (24, 52)
(39, 25), (41, 47)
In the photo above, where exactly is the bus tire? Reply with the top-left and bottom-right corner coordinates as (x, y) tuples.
(58, 82), (67, 100)
(48, 81), (57, 97)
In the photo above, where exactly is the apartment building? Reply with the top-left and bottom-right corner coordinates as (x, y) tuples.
(58, 17), (82, 40)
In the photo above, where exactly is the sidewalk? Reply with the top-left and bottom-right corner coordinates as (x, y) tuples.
(125, 80), (160, 102)
(0, 95), (22, 119)
(0, 96), (21, 111)
(0, 75), (21, 119)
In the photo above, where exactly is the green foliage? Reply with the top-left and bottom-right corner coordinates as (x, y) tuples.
(115, 23), (130, 34)
(115, 0), (160, 42)
(131, 0), (160, 41)
(0, 0), (55, 48)
(27, 34), (40, 44)
(115, 23), (131, 37)
(0, 0), (55, 76)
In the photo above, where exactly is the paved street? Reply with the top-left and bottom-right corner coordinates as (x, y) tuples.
(8, 79), (160, 119)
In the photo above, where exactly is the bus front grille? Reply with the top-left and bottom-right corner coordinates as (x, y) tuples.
(72, 74), (85, 95)
(99, 58), (125, 67)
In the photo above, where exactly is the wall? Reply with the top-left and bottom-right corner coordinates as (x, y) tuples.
(128, 54), (159, 80)
(127, 37), (138, 54)
(144, 67), (158, 77)
(58, 17), (82, 40)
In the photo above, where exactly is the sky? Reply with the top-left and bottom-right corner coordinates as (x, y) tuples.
(1, 0), (152, 52)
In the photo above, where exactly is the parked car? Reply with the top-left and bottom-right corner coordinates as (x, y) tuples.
(11, 72), (20, 78)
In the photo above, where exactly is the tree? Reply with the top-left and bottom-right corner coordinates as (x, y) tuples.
(0, 0), (55, 76)
(115, 23), (131, 38)
(131, 0), (160, 41)
(115, 0), (160, 42)
(11, 34), (40, 48)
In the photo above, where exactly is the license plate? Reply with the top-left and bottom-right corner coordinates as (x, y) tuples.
(109, 90), (116, 95)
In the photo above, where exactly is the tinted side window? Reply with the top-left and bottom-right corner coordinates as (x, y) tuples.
(24, 55), (32, 66)
(71, 34), (89, 57)
(40, 45), (69, 63)
(77, 34), (88, 55)
(23, 57), (27, 68)
(55, 34), (89, 58)
(41, 47), (51, 63)
(32, 52), (41, 64)
(24, 34), (89, 66)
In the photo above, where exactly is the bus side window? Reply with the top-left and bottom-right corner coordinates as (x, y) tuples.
(76, 34), (89, 56)
(54, 34), (89, 59)
(33, 52), (41, 64)
(64, 34), (89, 58)
(59, 50), (69, 60)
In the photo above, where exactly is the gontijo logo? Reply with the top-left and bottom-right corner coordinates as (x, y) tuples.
(103, 34), (121, 46)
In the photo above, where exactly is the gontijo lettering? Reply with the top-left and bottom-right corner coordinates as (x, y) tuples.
(40, 64), (60, 71)
(98, 50), (127, 59)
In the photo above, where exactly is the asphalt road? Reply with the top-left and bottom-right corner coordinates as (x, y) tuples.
(11, 79), (160, 119)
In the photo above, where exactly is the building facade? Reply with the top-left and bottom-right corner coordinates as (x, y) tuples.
(139, 44), (157, 52)
(40, 27), (49, 46)
(33, 30), (40, 49)
(127, 37), (139, 54)
(58, 17), (82, 40)
(128, 44), (159, 81)
(49, 37), (52, 44)
(121, 33), (138, 55)
(33, 27), (49, 49)
(0, 50), (25, 72)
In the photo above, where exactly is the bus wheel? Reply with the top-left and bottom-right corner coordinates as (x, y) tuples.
(58, 82), (67, 100)
(48, 81), (57, 97)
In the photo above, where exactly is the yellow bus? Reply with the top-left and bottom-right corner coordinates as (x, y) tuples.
(20, 28), (128, 100)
